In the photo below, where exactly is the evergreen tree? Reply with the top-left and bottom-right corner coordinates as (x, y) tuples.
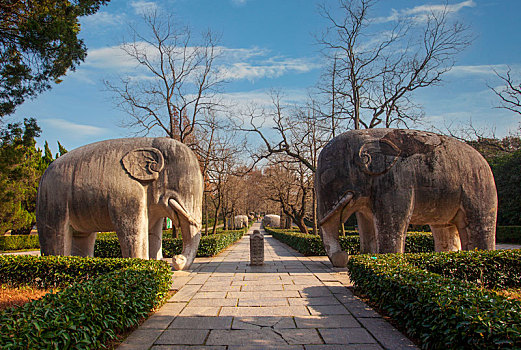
(0, 118), (43, 234)
(57, 141), (68, 157)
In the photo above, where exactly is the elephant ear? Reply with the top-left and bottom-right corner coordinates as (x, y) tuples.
(122, 148), (165, 181)
(357, 139), (401, 176)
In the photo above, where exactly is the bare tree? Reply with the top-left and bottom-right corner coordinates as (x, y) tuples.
(236, 91), (331, 232)
(238, 91), (330, 173)
(490, 67), (521, 116)
(318, 0), (473, 130)
(263, 158), (313, 234)
(203, 126), (245, 234)
(105, 11), (224, 145)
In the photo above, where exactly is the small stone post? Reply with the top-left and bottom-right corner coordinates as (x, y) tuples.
(250, 229), (264, 266)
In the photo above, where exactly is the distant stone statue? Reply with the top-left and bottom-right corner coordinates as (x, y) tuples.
(36, 138), (203, 271)
(316, 129), (497, 267)
(250, 229), (264, 265)
(234, 215), (249, 229)
(262, 214), (280, 228)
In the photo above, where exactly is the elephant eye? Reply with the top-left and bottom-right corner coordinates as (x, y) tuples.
(360, 152), (371, 165)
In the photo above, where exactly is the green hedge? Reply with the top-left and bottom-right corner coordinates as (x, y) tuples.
(266, 228), (435, 255)
(348, 251), (521, 349)
(95, 228), (246, 258)
(405, 249), (521, 289)
(1, 228), (246, 258)
(0, 256), (172, 349)
(0, 234), (39, 251)
(2, 225), (520, 253)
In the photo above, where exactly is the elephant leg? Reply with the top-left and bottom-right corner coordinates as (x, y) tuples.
(356, 211), (377, 253)
(460, 195), (496, 251)
(320, 211), (349, 268)
(372, 191), (413, 254)
(430, 224), (461, 252)
(452, 209), (469, 250)
(71, 232), (97, 257)
(149, 217), (164, 260)
(111, 205), (149, 259)
(38, 206), (73, 256)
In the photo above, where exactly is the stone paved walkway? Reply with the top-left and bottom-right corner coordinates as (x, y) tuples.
(118, 222), (418, 350)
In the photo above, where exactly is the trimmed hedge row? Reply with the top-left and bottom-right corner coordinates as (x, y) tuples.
(0, 234), (39, 251)
(95, 228), (247, 258)
(0, 256), (172, 349)
(266, 228), (435, 255)
(0, 229), (246, 258)
(348, 251), (521, 349)
(0, 255), (171, 288)
(405, 249), (521, 289)
(2, 225), (520, 252)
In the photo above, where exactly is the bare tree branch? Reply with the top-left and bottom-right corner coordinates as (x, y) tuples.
(489, 67), (521, 116)
(104, 11), (225, 146)
(317, 0), (472, 131)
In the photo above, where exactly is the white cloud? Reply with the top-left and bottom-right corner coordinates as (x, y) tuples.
(446, 64), (515, 77)
(130, 1), (159, 15)
(82, 44), (320, 82)
(218, 57), (321, 81)
(81, 11), (125, 26)
(374, 0), (475, 23)
(84, 46), (137, 70)
(220, 88), (310, 110)
(42, 119), (108, 137)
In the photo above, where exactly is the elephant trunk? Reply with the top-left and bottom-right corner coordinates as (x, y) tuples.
(172, 221), (201, 270)
(320, 213), (349, 267)
(169, 199), (201, 270)
(318, 192), (354, 268)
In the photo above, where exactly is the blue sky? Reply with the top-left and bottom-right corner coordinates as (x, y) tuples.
(7, 0), (521, 153)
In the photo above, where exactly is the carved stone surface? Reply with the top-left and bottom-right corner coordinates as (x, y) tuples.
(36, 137), (203, 271)
(316, 128), (498, 268)
(262, 214), (280, 228)
(250, 229), (264, 265)
(234, 215), (249, 229)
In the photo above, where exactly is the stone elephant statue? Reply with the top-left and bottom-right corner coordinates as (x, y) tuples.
(36, 137), (203, 270)
(263, 214), (280, 228)
(316, 129), (497, 267)
(234, 215), (249, 229)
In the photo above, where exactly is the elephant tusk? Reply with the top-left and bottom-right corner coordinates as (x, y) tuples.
(168, 199), (201, 230)
(319, 191), (354, 226)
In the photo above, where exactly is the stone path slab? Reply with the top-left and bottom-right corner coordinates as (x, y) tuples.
(118, 222), (418, 349)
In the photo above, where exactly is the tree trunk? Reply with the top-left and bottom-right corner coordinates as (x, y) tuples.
(204, 192), (208, 236)
(295, 216), (309, 234)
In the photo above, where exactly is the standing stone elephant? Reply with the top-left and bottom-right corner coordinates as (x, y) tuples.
(234, 215), (249, 229)
(36, 138), (203, 270)
(316, 129), (497, 267)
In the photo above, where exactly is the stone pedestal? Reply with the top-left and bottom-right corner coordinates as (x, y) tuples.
(249, 230), (264, 266)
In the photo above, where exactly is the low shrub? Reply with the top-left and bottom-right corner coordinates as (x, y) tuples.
(0, 256), (172, 349)
(0, 255), (168, 288)
(405, 249), (521, 289)
(0, 234), (39, 251)
(95, 228), (246, 258)
(348, 251), (521, 349)
(266, 228), (434, 255)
